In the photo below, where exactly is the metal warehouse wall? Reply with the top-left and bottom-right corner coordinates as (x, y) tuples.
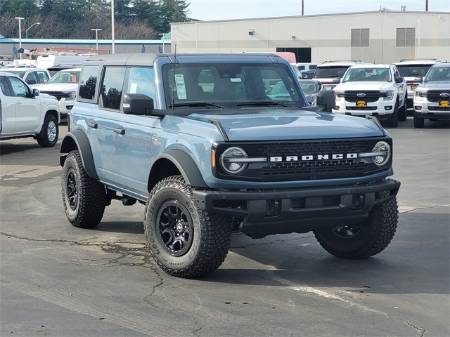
(171, 11), (450, 63)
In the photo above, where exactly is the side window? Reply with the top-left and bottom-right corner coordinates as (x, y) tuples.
(79, 66), (99, 101)
(9, 76), (30, 98)
(36, 71), (49, 83)
(0, 76), (13, 96)
(124, 67), (156, 100)
(25, 72), (38, 85)
(100, 66), (126, 110)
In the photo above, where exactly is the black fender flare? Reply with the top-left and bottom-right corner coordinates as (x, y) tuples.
(60, 129), (98, 179)
(151, 149), (208, 189)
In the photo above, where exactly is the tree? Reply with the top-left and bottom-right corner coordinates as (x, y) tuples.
(157, 0), (189, 33)
(0, 0), (40, 18)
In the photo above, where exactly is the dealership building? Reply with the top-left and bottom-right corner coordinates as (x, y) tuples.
(171, 11), (450, 63)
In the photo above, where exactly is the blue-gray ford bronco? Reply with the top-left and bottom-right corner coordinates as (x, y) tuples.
(60, 54), (400, 278)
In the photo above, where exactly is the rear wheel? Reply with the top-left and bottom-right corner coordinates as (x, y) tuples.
(145, 176), (232, 278)
(414, 116), (425, 128)
(61, 150), (106, 228)
(37, 114), (59, 147)
(398, 98), (407, 122)
(314, 196), (398, 259)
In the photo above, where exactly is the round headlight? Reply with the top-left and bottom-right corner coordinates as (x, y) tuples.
(372, 141), (391, 166)
(220, 147), (248, 174)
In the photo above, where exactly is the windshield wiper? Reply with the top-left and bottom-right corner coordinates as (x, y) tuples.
(237, 101), (288, 107)
(170, 102), (224, 109)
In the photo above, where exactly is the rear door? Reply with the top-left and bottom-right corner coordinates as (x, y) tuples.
(8, 76), (41, 133)
(0, 76), (17, 134)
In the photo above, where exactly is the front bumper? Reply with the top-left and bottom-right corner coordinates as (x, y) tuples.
(333, 98), (396, 119)
(193, 179), (400, 238)
(414, 99), (450, 119)
(58, 99), (75, 116)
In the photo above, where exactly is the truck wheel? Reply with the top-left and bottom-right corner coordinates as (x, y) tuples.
(61, 150), (106, 228)
(398, 100), (407, 122)
(37, 114), (59, 147)
(314, 196), (398, 259)
(145, 176), (232, 278)
(414, 116), (425, 128)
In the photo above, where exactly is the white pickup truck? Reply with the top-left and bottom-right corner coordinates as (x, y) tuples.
(0, 72), (60, 147)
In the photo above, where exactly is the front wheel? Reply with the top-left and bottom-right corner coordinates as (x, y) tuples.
(398, 98), (407, 122)
(414, 116), (425, 128)
(37, 114), (59, 147)
(314, 196), (398, 259)
(145, 176), (232, 278)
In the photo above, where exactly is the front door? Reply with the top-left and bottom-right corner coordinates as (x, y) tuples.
(8, 76), (40, 133)
(0, 76), (17, 134)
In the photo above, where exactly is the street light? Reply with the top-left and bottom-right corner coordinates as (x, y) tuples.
(90, 28), (103, 54)
(111, 0), (115, 54)
(25, 22), (40, 39)
(15, 17), (24, 59)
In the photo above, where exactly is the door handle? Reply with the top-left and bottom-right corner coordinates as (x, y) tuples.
(112, 127), (125, 135)
(87, 120), (98, 129)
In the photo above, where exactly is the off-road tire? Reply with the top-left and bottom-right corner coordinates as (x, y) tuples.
(385, 101), (399, 128)
(61, 150), (106, 228)
(145, 176), (232, 278)
(413, 116), (425, 128)
(398, 98), (407, 122)
(314, 196), (398, 259)
(37, 113), (59, 147)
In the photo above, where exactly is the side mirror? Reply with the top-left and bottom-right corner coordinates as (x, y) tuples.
(395, 77), (404, 84)
(32, 89), (40, 97)
(122, 93), (154, 115)
(316, 89), (335, 112)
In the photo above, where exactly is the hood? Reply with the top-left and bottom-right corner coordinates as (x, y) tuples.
(187, 109), (384, 141)
(335, 81), (393, 91)
(418, 81), (450, 90)
(33, 82), (78, 92)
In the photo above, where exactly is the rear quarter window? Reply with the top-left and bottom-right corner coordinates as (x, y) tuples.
(79, 65), (100, 102)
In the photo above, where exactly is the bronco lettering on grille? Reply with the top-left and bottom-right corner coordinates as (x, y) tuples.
(269, 153), (358, 163)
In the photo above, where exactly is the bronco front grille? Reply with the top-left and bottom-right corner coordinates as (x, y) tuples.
(214, 138), (391, 182)
(344, 91), (383, 103)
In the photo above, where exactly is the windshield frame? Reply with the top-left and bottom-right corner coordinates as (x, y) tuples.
(161, 62), (307, 112)
(342, 67), (392, 83)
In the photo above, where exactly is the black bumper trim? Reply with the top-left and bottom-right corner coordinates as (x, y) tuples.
(193, 179), (400, 238)
(414, 111), (450, 120)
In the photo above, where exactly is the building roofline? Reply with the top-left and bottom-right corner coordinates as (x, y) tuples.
(173, 10), (450, 25)
(0, 38), (169, 45)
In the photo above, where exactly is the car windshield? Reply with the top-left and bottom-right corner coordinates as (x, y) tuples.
(424, 66), (450, 82)
(343, 68), (391, 82)
(49, 71), (80, 84)
(163, 63), (305, 110)
(2, 70), (26, 78)
(315, 66), (349, 78)
(299, 81), (319, 95)
(396, 65), (432, 78)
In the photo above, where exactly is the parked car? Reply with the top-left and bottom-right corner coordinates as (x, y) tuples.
(394, 59), (439, 109)
(413, 63), (450, 128)
(0, 72), (60, 146)
(298, 79), (324, 106)
(314, 61), (364, 89)
(333, 64), (407, 127)
(60, 53), (400, 278)
(0, 67), (50, 86)
(33, 68), (80, 119)
(294, 63), (318, 79)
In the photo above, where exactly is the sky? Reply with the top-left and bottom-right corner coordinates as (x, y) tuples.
(187, 0), (450, 20)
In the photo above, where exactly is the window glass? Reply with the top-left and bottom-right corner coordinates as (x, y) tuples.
(25, 72), (38, 85)
(396, 28), (415, 47)
(79, 66), (99, 100)
(425, 66), (450, 82)
(297, 65), (305, 71)
(0, 76), (13, 96)
(315, 66), (349, 79)
(397, 65), (431, 78)
(49, 70), (80, 84)
(9, 76), (29, 97)
(343, 68), (391, 82)
(36, 71), (49, 83)
(101, 66), (126, 110)
(125, 67), (156, 100)
(163, 63), (302, 108)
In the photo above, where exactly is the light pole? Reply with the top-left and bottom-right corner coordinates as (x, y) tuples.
(91, 28), (102, 54)
(111, 0), (115, 54)
(25, 22), (40, 39)
(15, 17), (24, 59)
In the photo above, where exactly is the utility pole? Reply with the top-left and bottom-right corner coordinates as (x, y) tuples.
(425, 0), (428, 11)
(301, 0), (304, 16)
(91, 28), (102, 54)
(15, 17), (24, 59)
(111, 0), (115, 54)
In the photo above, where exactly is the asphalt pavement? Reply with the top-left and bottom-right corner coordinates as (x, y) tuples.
(1, 119), (449, 337)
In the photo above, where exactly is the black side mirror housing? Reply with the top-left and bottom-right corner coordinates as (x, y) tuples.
(316, 89), (335, 112)
(395, 77), (404, 84)
(122, 94), (154, 115)
(32, 89), (39, 97)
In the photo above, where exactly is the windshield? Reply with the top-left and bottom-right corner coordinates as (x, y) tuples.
(163, 63), (305, 109)
(299, 80), (319, 95)
(49, 71), (80, 84)
(343, 68), (391, 82)
(396, 65), (432, 78)
(315, 66), (349, 78)
(424, 66), (450, 82)
(2, 70), (26, 78)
